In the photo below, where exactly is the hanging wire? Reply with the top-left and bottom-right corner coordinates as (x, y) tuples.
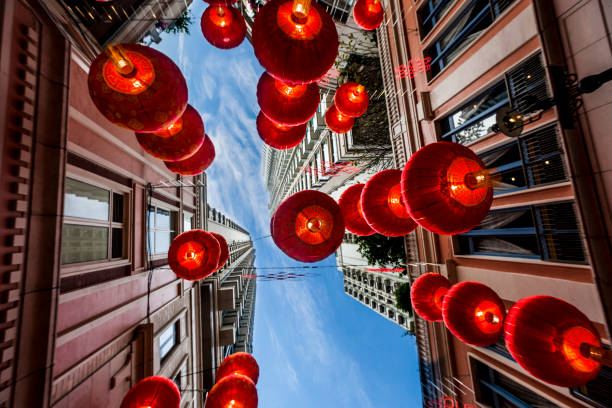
(146, 183), (154, 324)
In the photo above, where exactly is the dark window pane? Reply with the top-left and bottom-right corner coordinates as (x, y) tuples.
(62, 225), (108, 264)
(157, 208), (171, 230)
(572, 364), (612, 408)
(112, 193), (124, 223)
(111, 227), (123, 259)
(64, 178), (109, 221)
(470, 235), (539, 256)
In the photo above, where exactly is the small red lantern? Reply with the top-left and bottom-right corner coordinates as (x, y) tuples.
(165, 133), (215, 175)
(505, 296), (604, 387)
(217, 352), (260, 384)
(120, 376), (180, 408)
(411, 273), (451, 322)
(334, 82), (369, 117)
(338, 184), (374, 236)
(360, 169), (417, 237)
(325, 104), (354, 134)
(256, 112), (306, 150)
(271, 190), (344, 263)
(401, 141), (493, 235)
(257, 72), (320, 125)
(135, 104), (205, 162)
(252, 0), (339, 84)
(205, 373), (257, 408)
(204, 0), (238, 4)
(201, 5), (247, 49)
(210, 232), (229, 271)
(88, 44), (188, 132)
(352, 0), (384, 30)
(168, 230), (220, 281)
(442, 281), (505, 346)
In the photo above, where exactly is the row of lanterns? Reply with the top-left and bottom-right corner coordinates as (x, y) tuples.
(411, 273), (609, 388)
(325, 82), (369, 134)
(168, 230), (229, 281)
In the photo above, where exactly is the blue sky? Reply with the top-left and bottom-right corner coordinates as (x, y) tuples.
(154, 3), (422, 406)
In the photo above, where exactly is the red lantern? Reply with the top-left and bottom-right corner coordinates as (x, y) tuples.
(401, 141), (493, 235)
(257, 72), (320, 125)
(210, 232), (229, 271)
(271, 190), (344, 263)
(252, 0), (339, 84)
(135, 104), (205, 162)
(88, 44), (188, 132)
(201, 5), (247, 49)
(360, 169), (417, 237)
(204, 0), (238, 4)
(338, 184), (374, 236)
(205, 373), (257, 408)
(217, 352), (260, 384)
(256, 112), (306, 150)
(334, 82), (369, 117)
(504, 296), (603, 387)
(165, 133), (215, 176)
(411, 273), (451, 322)
(325, 104), (354, 134)
(352, 0), (384, 30)
(442, 281), (505, 346)
(168, 230), (220, 281)
(120, 376), (180, 408)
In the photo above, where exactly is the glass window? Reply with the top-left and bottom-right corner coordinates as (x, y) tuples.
(64, 178), (109, 221)
(160, 321), (179, 361)
(572, 363), (612, 408)
(148, 205), (177, 255)
(183, 213), (193, 232)
(417, 0), (455, 38)
(331, 134), (340, 162)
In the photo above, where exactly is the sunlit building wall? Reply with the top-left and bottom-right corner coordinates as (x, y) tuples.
(378, 0), (612, 406)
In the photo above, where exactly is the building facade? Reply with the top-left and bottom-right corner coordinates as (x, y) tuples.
(378, 0), (612, 406)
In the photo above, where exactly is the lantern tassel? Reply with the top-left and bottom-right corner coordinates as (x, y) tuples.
(582, 344), (612, 367)
(292, 0), (311, 21)
(106, 44), (135, 76)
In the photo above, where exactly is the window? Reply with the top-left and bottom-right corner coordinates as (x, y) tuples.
(148, 205), (177, 255)
(472, 359), (560, 407)
(62, 177), (126, 265)
(173, 372), (181, 394)
(160, 320), (179, 362)
(457, 201), (586, 263)
(417, 0), (455, 38)
(572, 363), (612, 408)
(425, 0), (516, 77)
(331, 134), (340, 162)
(439, 53), (549, 145)
(183, 213), (193, 232)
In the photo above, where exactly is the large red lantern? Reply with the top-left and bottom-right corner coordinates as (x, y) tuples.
(334, 82), (369, 117)
(401, 141), (493, 235)
(504, 296), (605, 387)
(165, 133), (215, 175)
(411, 273), (451, 322)
(257, 72), (320, 125)
(271, 190), (344, 262)
(120, 376), (180, 408)
(338, 184), (374, 236)
(205, 373), (257, 408)
(168, 230), (220, 281)
(217, 352), (260, 384)
(88, 44), (188, 132)
(210, 232), (229, 271)
(361, 169), (417, 237)
(256, 112), (306, 150)
(442, 281), (505, 346)
(252, 0), (339, 84)
(352, 0), (384, 30)
(201, 5), (247, 49)
(325, 104), (354, 134)
(135, 104), (205, 162)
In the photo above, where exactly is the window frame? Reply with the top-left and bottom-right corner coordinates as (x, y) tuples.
(147, 200), (178, 258)
(159, 319), (180, 364)
(417, 0), (456, 40)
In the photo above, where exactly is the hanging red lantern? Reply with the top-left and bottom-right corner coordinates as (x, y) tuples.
(252, 0), (339, 84)
(256, 112), (306, 150)
(325, 104), (354, 134)
(205, 373), (257, 408)
(165, 133), (215, 176)
(204, 0), (238, 4)
(210, 232), (229, 271)
(135, 104), (205, 162)
(201, 5), (247, 49)
(271, 190), (344, 263)
(168, 229), (220, 281)
(505, 296), (605, 387)
(360, 169), (417, 237)
(217, 352), (260, 384)
(257, 72), (320, 125)
(120, 376), (180, 408)
(411, 273), (451, 322)
(352, 0), (384, 30)
(334, 82), (369, 117)
(338, 184), (374, 236)
(401, 141), (494, 235)
(88, 44), (188, 132)
(442, 281), (505, 346)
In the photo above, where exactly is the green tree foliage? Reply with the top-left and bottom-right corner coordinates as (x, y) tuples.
(162, 10), (193, 35)
(393, 282), (412, 314)
(354, 234), (405, 268)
